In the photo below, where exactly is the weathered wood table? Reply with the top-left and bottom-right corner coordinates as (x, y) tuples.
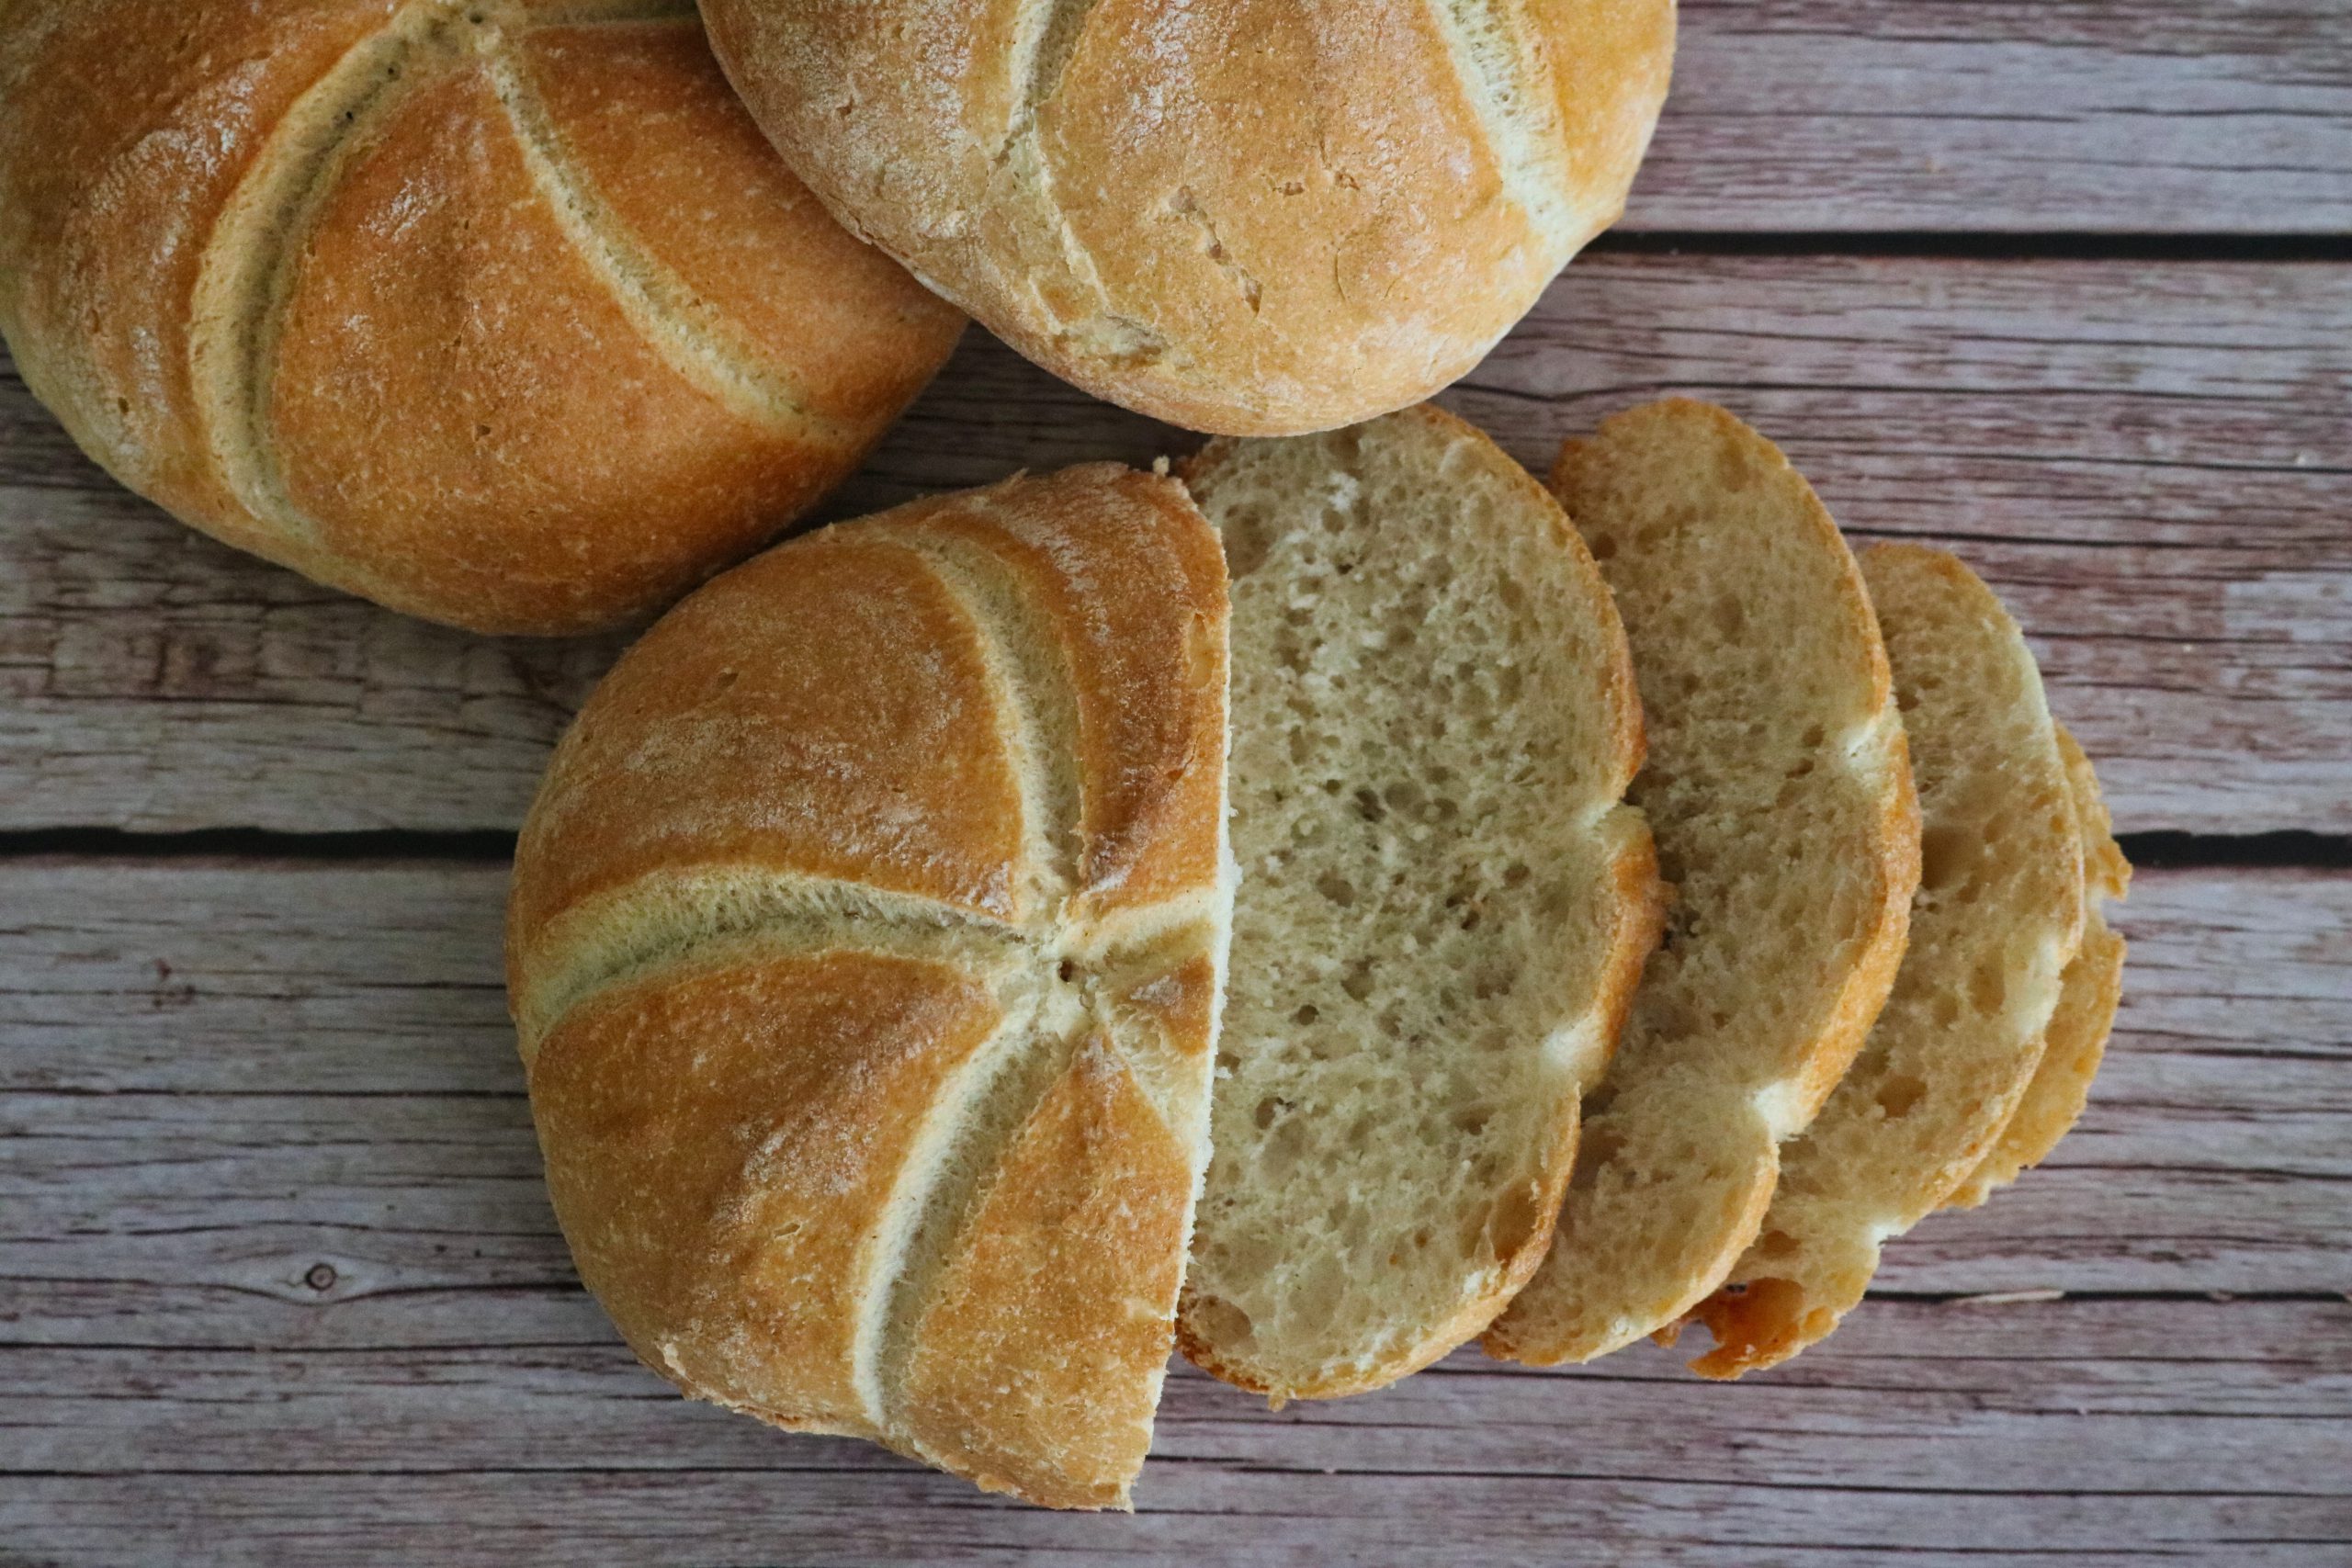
(5, 4), (2349, 1562)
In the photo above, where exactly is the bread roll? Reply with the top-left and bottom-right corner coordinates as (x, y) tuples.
(509, 465), (1231, 1507)
(701, 0), (1676, 436)
(1179, 406), (1660, 1400)
(1686, 545), (2086, 1378)
(1487, 400), (1918, 1367)
(0, 1), (964, 635)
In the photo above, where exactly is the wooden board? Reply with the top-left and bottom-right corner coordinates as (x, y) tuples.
(5, 5), (2348, 1561)
(1633, 0), (2352, 234)
(6, 255), (2347, 838)
(1, 861), (2343, 1313)
(1, 858), (2346, 1563)
(5, 1299), (2349, 1567)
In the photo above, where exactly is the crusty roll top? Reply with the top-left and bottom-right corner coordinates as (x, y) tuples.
(510, 466), (1231, 1508)
(508, 466), (1232, 1035)
(703, 0), (1676, 434)
(0, 0), (964, 634)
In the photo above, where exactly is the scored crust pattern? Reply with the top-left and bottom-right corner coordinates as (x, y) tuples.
(510, 476), (1227, 1507)
(701, 0), (1672, 434)
(1421, 0), (1588, 254)
(187, 0), (822, 556)
(0, 0), (961, 633)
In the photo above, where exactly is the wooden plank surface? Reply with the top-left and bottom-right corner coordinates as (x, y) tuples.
(6, 5), (2349, 1562)
(6, 254), (2347, 838)
(1636, 0), (2352, 234)
(2, 860), (2345, 1316)
(1, 857), (2346, 1564)
(9, 1467), (2351, 1568)
(4, 1299), (2348, 1567)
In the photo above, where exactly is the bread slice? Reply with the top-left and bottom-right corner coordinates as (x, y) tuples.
(1945, 725), (2130, 1209)
(1485, 400), (1919, 1366)
(1686, 544), (2086, 1377)
(1177, 404), (1660, 1402)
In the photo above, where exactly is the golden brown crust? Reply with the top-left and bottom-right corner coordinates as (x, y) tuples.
(0, 1), (398, 540)
(513, 19), (961, 434)
(266, 56), (839, 632)
(1537, 0), (1681, 224)
(507, 525), (1032, 1024)
(528, 946), (1006, 1438)
(899, 1037), (1194, 1509)
(703, 0), (1675, 434)
(0, 3), (963, 635)
(509, 464), (1231, 1508)
(1105, 952), (1222, 1063)
(869, 467), (1233, 923)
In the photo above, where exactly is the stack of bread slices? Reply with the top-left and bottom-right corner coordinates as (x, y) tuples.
(510, 398), (2127, 1508)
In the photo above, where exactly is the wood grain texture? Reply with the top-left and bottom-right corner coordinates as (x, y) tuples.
(3, 1312), (2346, 1565)
(0, 858), (2345, 1566)
(6, 255), (2348, 837)
(1638, 1), (2352, 234)
(4, 7), (2348, 1558)
(9, 1292), (2350, 1482)
(6, 1464), (2349, 1568)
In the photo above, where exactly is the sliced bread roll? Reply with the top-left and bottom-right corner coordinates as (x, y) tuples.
(1945, 726), (2130, 1209)
(1687, 544), (2086, 1378)
(1178, 405), (1660, 1402)
(511, 466), (1232, 1508)
(1485, 400), (1919, 1367)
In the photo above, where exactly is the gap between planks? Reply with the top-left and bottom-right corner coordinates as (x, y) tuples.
(0, 828), (2341, 870)
(1590, 233), (2352, 263)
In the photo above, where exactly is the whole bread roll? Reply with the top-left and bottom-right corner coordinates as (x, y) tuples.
(509, 465), (1232, 1508)
(0, 1), (964, 635)
(701, 0), (1676, 436)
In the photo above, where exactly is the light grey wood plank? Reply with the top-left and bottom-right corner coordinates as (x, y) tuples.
(1, 808), (2335, 1560)
(1630, 0), (2352, 234)
(7, 1297), (2349, 1486)
(0, 855), (518, 1098)
(4, 1300), (2349, 1567)
(0, 860), (2345, 1363)
(8, 1473), (2346, 1568)
(6, 255), (2346, 836)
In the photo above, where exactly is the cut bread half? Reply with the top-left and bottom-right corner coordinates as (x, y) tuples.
(1945, 725), (2130, 1209)
(1178, 405), (1661, 1402)
(511, 467), (1234, 1508)
(1685, 544), (2086, 1378)
(1486, 400), (1919, 1366)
